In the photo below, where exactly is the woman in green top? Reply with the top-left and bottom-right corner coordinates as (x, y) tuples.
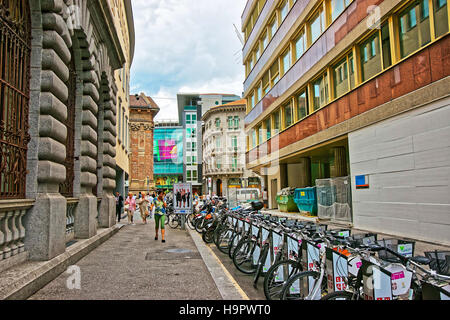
(152, 190), (167, 243)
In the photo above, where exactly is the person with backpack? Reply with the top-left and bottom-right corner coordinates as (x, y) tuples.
(151, 190), (167, 243)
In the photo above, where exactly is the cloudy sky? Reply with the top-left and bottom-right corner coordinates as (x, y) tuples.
(130, 0), (248, 121)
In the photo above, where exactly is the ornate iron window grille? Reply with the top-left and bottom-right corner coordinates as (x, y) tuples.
(0, 0), (31, 199)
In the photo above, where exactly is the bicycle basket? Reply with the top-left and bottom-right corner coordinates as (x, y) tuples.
(424, 251), (450, 276)
(377, 238), (415, 263)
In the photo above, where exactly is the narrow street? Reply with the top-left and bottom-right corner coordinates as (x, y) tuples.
(29, 212), (222, 300)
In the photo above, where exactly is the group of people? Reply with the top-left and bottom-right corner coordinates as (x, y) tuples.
(115, 190), (168, 243)
(175, 189), (191, 208)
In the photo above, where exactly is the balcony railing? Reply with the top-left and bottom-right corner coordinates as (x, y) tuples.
(0, 199), (34, 264)
(66, 198), (79, 243)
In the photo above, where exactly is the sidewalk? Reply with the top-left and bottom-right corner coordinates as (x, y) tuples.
(262, 209), (450, 255)
(28, 212), (222, 300)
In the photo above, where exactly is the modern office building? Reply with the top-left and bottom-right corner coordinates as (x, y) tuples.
(202, 99), (263, 201)
(177, 93), (241, 194)
(242, 0), (450, 244)
(129, 94), (160, 195)
(153, 120), (184, 191)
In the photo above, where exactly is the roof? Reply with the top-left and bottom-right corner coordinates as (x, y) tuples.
(129, 93), (160, 110)
(201, 99), (247, 120)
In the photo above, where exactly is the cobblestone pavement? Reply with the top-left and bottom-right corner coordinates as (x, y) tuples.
(28, 212), (222, 300)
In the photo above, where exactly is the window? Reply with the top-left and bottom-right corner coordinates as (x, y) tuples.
(360, 33), (382, 81)
(187, 128), (196, 138)
(217, 158), (222, 169)
(295, 30), (306, 60)
(257, 125), (263, 144)
(216, 137), (221, 149)
(228, 116), (233, 129)
(262, 72), (270, 94)
(329, 0), (352, 22)
(232, 156), (238, 169)
(191, 114), (197, 123)
(191, 142), (196, 152)
(270, 60), (280, 86)
(255, 46), (261, 61)
(381, 23), (392, 69)
(280, 0), (289, 21)
(312, 72), (329, 111)
(215, 118), (221, 128)
(283, 101), (294, 128)
(186, 114), (191, 124)
(265, 117), (272, 140)
(333, 57), (349, 98)
(282, 48), (291, 75)
(187, 171), (191, 180)
(309, 6), (325, 45)
(398, 0), (431, 59)
(269, 16), (278, 39)
(273, 109), (281, 134)
(262, 31), (268, 50)
(252, 129), (257, 148)
(296, 90), (308, 120)
(257, 83), (262, 102)
(187, 156), (191, 164)
(251, 92), (255, 108)
(192, 170), (197, 180)
(231, 136), (238, 149)
(434, 0), (449, 37)
(234, 116), (240, 129)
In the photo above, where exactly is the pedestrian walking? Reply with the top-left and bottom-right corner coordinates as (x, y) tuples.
(124, 192), (136, 225)
(115, 192), (124, 222)
(152, 190), (167, 243)
(147, 193), (154, 219)
(138, 192), (150, 224)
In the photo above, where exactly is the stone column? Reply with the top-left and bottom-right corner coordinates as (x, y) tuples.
(333, 147), (348, 178)
(24, 1), (69, 261)
(98, 78), (118, 228)
(298, 157), (312, 187)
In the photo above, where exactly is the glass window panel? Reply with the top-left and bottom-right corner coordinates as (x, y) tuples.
(330, 0), (345, 21)
(349, 54), (355, 89)
(234, 116), (240, 129)
(398, 1), (431, 59)
(284, 102), (293, 128)
(282, 49), (291, 74)
(273, 110), (280, 134)
(257, 125), (263, 144)
(312, 72), (329, 111)
(252, 129), (257, 147)
(434, 0), (449, 37)
(333, 57), (349, 98)
(295, 31), (305, 60)
(262, 32), (268, 49)
(381, 23), (392, 68)
(360, 33), (382, 81)
(297, 90), (308, 120)
(270, 17), (278, 38)
(309, 8), (325, 44)
(280, 0), (289, 21)
(265, 118), (272, 140)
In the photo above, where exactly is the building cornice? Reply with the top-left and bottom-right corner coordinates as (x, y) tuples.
(124, 0), (135, 65)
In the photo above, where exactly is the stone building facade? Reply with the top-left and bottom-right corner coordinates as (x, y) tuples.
(129, 93), (160, 195)
(0, 0), (133, 271)
(202, 99), (262, 204)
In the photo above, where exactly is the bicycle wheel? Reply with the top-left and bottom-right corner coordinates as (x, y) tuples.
(165, 212), (171, 225)
(228, 233), (244, 259)
(194, 218), (204, 233)
(202, 230), (214, 243)
(216, 228), (234, 254)
(321, 291), (355, 300)
(168, 215), (179, 229)
(232, 239), (257, 274)
(280, 271), (322, 300)
(253, 245), (270, 289)
(187, 214), (196, 230)
(264, 260), (303, 300)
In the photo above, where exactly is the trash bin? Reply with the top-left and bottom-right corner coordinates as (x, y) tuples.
(294, 187), (317, 216)
(276, 195), (299, 213)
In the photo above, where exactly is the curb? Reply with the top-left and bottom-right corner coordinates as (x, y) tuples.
(187, 227), (249, 300)
(0, 225), (123, 300)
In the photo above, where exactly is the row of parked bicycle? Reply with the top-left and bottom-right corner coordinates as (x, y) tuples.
(182, 199), (450, 300)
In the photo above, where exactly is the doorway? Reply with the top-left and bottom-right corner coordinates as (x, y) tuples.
(216, 179), (223, 197)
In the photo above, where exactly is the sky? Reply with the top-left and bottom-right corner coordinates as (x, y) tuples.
(130, 0), (248, 121)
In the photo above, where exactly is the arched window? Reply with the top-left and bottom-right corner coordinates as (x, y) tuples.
(0, 0), (31, 199)
(59, 55), (76, 197)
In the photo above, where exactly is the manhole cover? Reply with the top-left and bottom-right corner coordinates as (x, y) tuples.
(166, 248), (192, 254)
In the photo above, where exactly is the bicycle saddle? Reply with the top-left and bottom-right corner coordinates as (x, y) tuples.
(411, 256), (431, 265)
